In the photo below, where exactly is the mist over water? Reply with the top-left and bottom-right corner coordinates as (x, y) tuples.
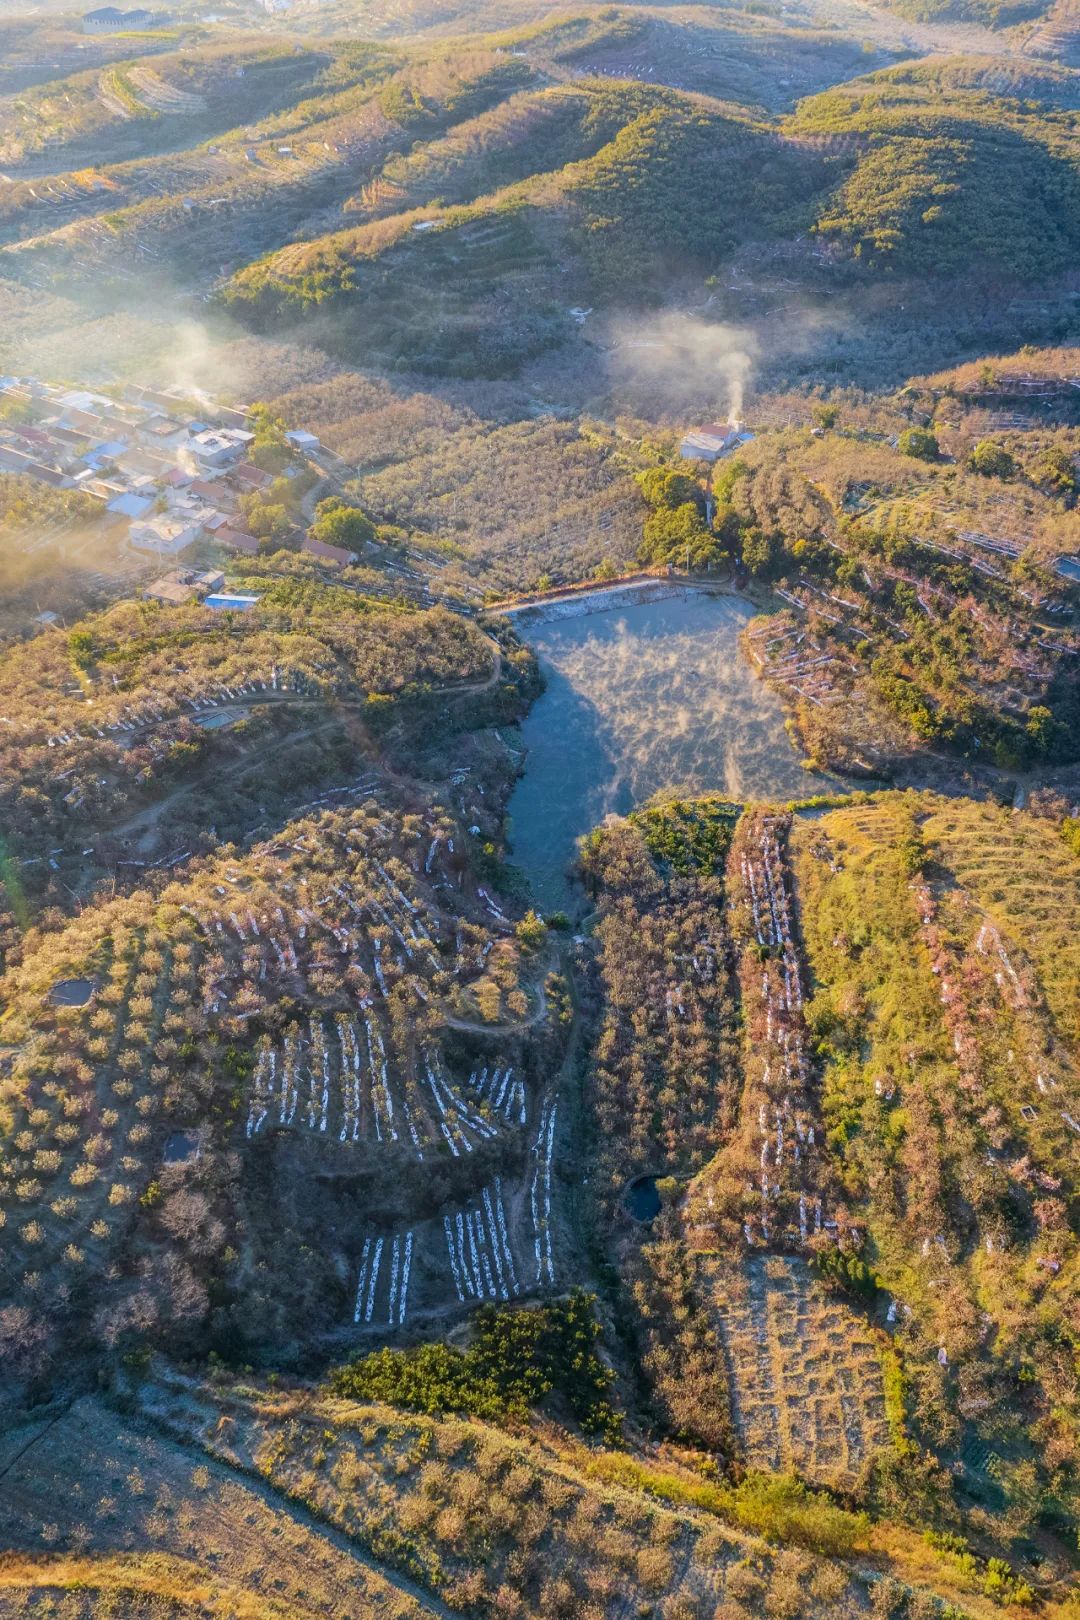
(507, 592), (814, 913)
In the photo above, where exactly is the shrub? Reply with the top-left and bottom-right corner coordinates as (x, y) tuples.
(515, 910), (547, 951)
(329, 1291), (621, 1440)
(630, 795), (740, 874)
(1030, 444), (1078, 500)
(635, 467), (701, 511)
(639, 502), (721, 570)
(898, 427), (939, 461)
(585, 1456), (868, 1556)
(968, 441), (1016, 479)
(310, 497), (377, 551)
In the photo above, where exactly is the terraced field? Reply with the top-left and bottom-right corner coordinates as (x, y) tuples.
(699, 1254), (890, 1489)
(0, 1396), (440, 1619)
(921, 795), (1080, 1052)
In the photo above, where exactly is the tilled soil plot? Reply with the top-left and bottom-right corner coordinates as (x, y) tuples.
(700, 1253), (890, 1489)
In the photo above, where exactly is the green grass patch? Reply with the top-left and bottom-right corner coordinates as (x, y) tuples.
(630, 794), (742, 876)
(583, 1455), (869, 1556)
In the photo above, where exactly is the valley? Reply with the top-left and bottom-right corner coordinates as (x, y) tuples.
(1, 0), (1080, 1614)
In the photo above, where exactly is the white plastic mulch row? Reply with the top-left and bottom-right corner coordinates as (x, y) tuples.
(443, 1179), (518, 1304)
(351, 1229), (413, 1327)
(529, 1094), (558, 1287)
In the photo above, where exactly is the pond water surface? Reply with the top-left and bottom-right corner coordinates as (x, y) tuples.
(507, 590), (813, 912)
(50, 978), (95, 1007)
(164, 1130), (200, 1164)
(626, 1175), (662, 1223)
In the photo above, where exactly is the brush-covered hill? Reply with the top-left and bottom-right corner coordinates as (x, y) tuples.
(5, 10), (1079, 390)
(682, 376), (1080, 777)
(0, 565), (538, 975)
(0, 44), (534, 292)
(790, 791), (1080, 1529)
(581, 789), (1080, 1601)
(0, 1377), (899, 1620)
(0, 788), (563, 1390)
(220, 84), (820, 374)
(213, 48), (1080, 376)
(788, 59), (1080, 279)
(8, 794), (1080, 1620)
(0, 40), (350, 171)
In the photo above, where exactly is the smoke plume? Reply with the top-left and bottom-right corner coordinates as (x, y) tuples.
(603, 312), (758, 424)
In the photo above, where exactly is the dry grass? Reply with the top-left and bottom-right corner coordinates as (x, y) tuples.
(0, 1398), (435, 1619)
(698, 1254), (890, 1490)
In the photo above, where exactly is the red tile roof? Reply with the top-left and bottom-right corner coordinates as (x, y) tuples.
(216, 526), (259, 554)
(231, 462), (273, 490)
(303, 535), (355, 565)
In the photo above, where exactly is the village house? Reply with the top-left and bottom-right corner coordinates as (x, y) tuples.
(79, 440), (129, 472)
(145, 567), (224, 605)
(123, 383), (198, 416)
(56, 388), (128, 418)
(6, 426), (51, 452)
(188, 476), (237, 510)
(37, 424), (93, 460)
(286, 429), (321, 453)
(116, 447), (177, 481)
(231, 461), (274, 493)
(137, 416), (190, 454)
(0, 444), (73, 486)
(679, 423), (754, 462)
(128, 514), (202, 557)
(187, 428), (254, 471)
(304, 535), (356, 566)
(58, 405), (135, 443)
(106, 490), (156, 521)
(216, 525), (260, 554)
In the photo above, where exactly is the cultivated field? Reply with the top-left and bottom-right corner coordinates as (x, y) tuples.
(699, 1253), (891, 1490)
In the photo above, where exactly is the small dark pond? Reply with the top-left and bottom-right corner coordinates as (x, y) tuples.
(164, 1130), (200, 1164)
(626, 1175), (661, 1223)
(50, 978), (94, 1007)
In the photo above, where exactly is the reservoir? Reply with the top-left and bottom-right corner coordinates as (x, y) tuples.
(507, 589), (813, 911)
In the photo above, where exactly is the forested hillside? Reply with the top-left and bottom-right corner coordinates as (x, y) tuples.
(3, 0), (1080, 1613)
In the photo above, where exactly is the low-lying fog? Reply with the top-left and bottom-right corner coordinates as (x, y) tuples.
(507, 589), (818, 912)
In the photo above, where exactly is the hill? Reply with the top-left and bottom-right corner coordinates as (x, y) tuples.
(0, 41), (352, 171)
(790, 792), (1080, 1532)
(211, 53), (1080, 379)
(787, 62), (1080, 279)
(4, 0), (1080, 1611)
(576, 791), (1077, 1598)
(221, 85), (820, 373)
(0, 559), (541, 980)
(698, 412), (1080, 776)
(0, 783), (564, 1392)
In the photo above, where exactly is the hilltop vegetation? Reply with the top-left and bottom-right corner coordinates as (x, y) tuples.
(791, 792), (1080, 1537)
(0, 787), (558, 1389)
(790, 63), (1080, 278)
(0, 576), (507, 924)
(222, 82), (817, 373)
(698, 415), (1080, 775)
(0, 41), (356, 170)
(5, 0), (1080, 1613)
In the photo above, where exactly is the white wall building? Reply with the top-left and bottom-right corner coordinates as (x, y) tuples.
(128, 515), (202, 557)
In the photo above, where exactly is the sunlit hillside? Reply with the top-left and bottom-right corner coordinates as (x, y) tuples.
(2, 0), (1080, 1611)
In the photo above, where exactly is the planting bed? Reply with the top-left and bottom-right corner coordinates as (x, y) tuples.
(700, 1253), (890, 1489)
